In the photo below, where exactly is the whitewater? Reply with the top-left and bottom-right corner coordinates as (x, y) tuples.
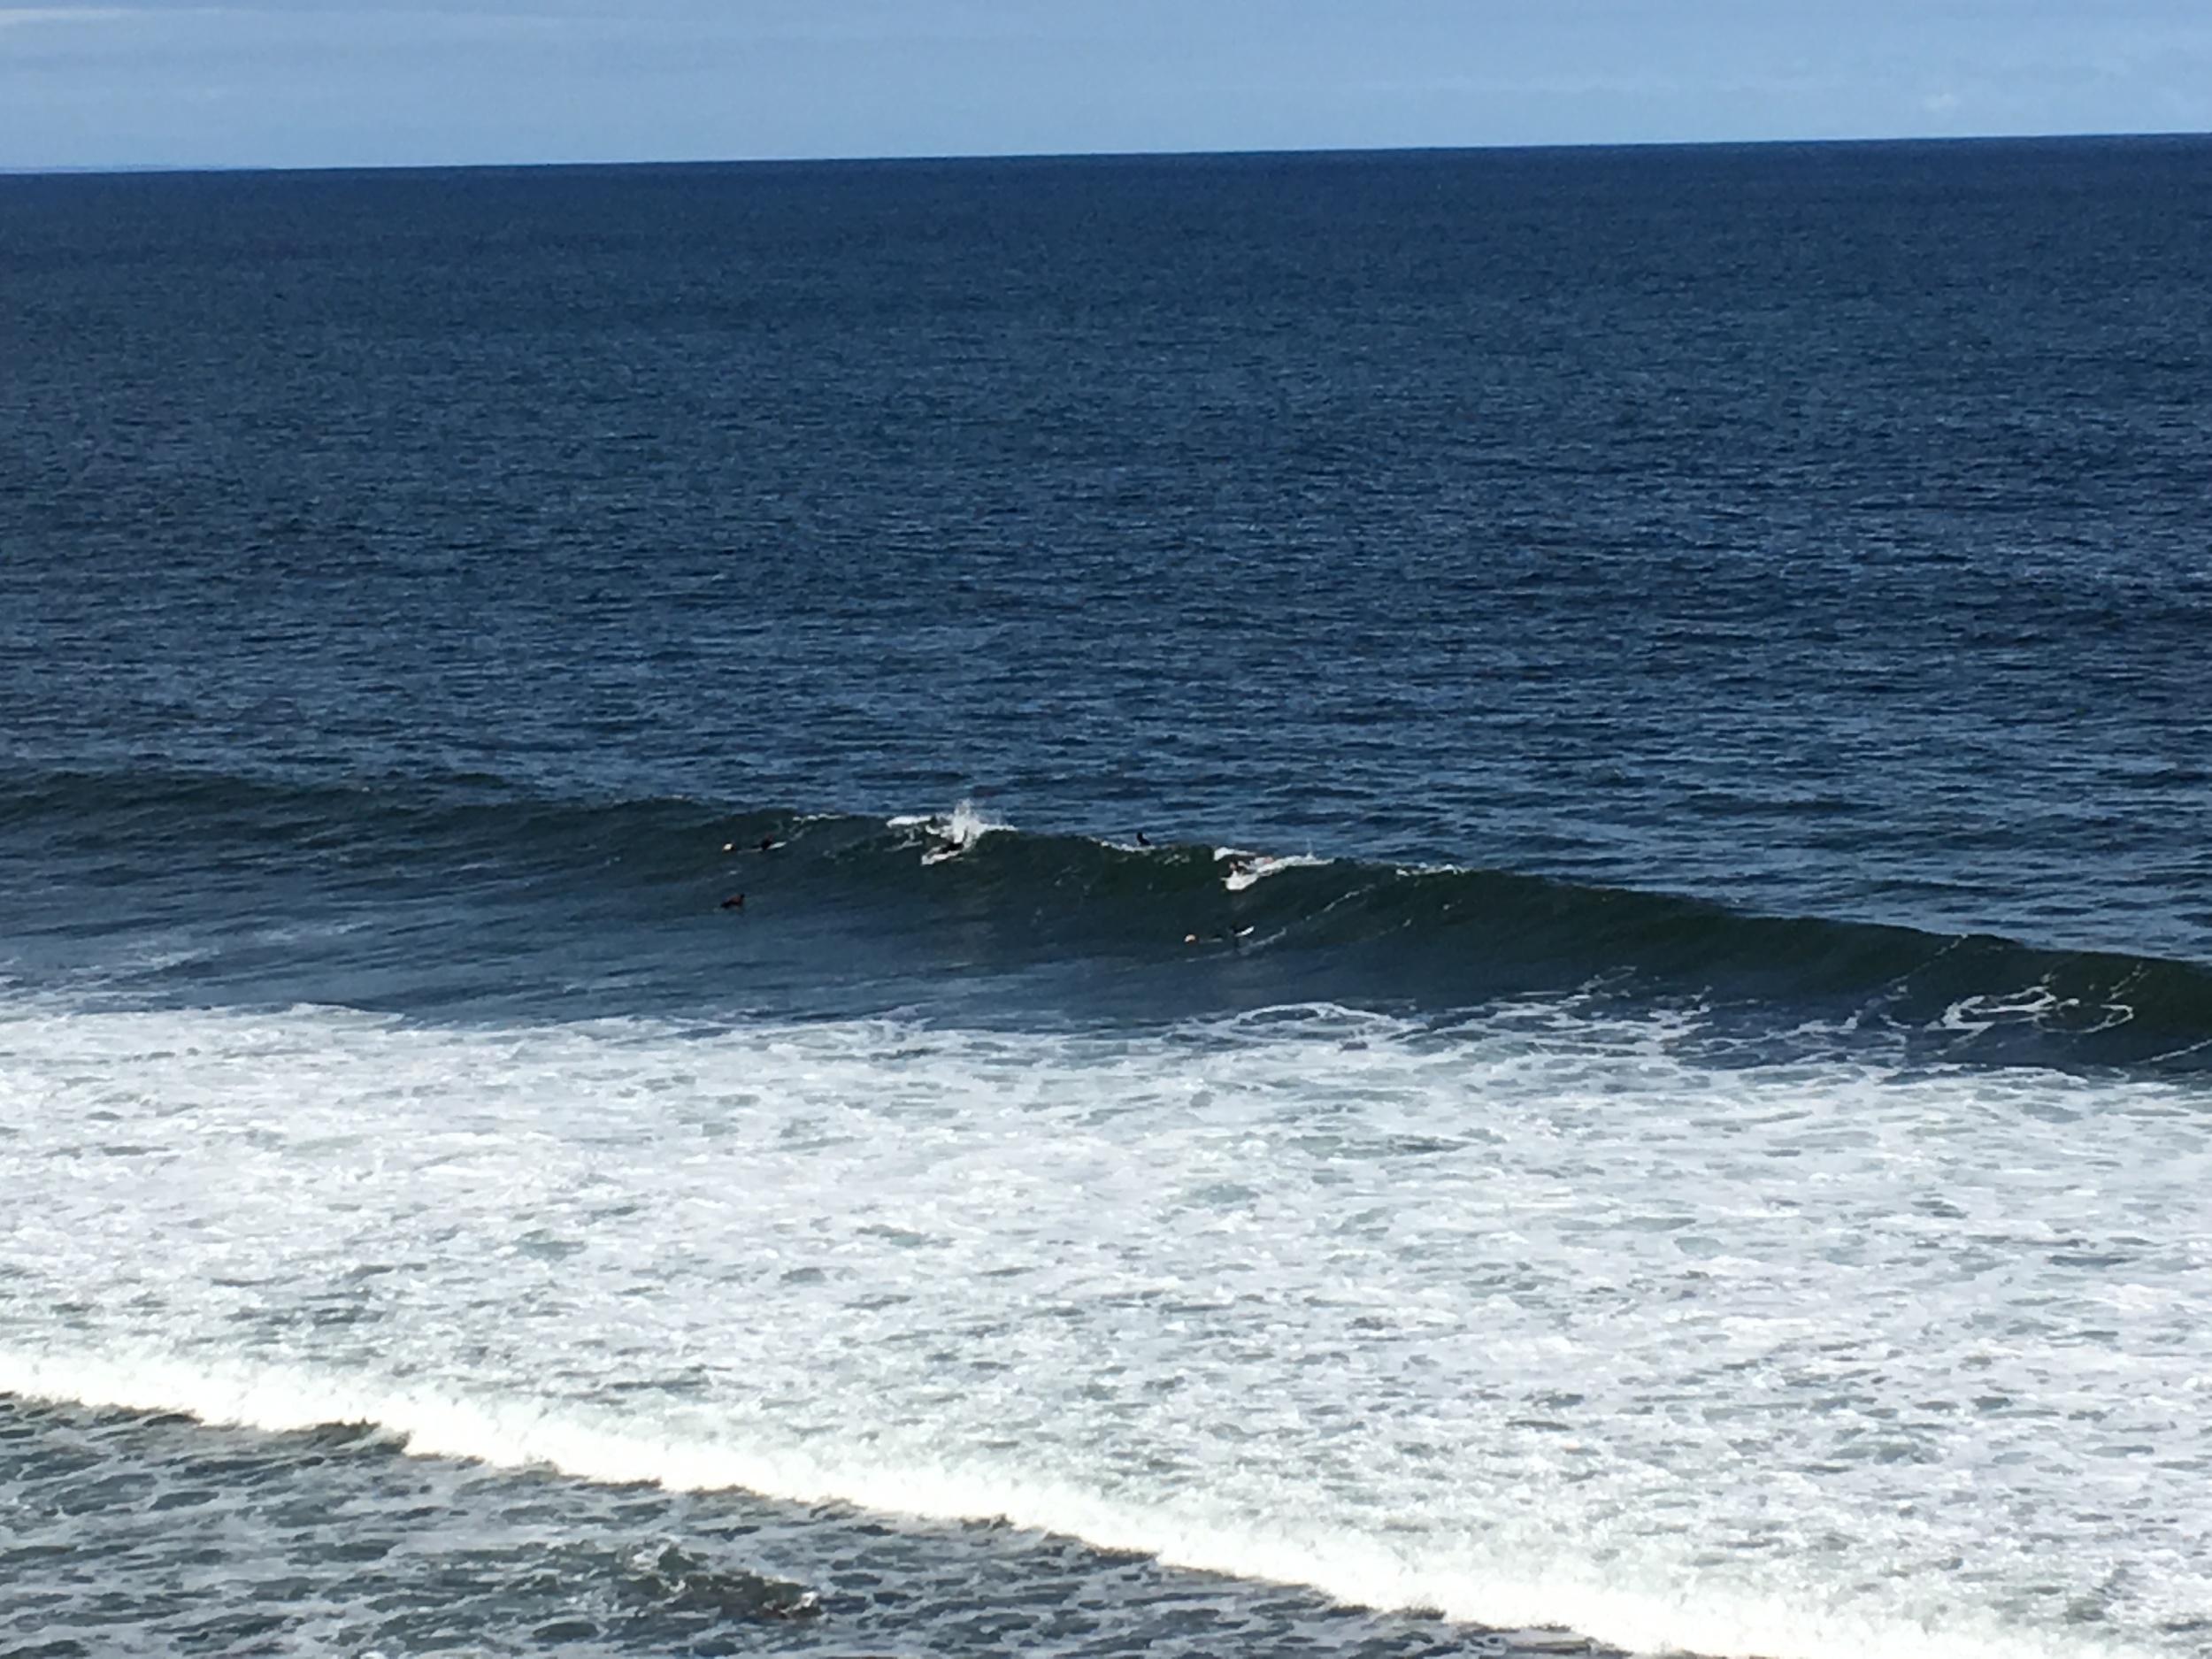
(4, 990), (2206, 1659)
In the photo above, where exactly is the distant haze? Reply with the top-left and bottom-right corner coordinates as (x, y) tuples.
(2, 0), (2209, 171)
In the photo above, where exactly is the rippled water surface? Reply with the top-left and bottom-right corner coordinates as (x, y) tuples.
(6, 1396), (1610, 1659)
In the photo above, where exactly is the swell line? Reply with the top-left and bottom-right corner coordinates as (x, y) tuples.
(4, 764), (2209, 1065)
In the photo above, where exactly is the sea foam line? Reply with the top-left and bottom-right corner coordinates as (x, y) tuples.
(0, 1345), (2153, 1659)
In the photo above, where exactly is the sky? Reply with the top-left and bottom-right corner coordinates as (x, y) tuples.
(2, 0), (2208, 172)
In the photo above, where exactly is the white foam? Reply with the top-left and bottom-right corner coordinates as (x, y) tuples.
(2, 996), (2207, 1659)
(892, 799), (1007, 864)
(1214, 848), (1333, 890)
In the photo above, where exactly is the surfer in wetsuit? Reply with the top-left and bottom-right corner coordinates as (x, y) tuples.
(720, 893), (745, 910)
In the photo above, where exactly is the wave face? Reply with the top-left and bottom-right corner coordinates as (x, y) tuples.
(3, 995), (2209, 1659)
(4, 767), (2209, 1071)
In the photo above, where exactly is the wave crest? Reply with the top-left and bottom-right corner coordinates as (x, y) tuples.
(3, 766), (2208, 1066)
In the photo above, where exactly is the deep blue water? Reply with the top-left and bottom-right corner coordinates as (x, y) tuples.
(4, 139), (2211, 1659)
(6, 140), (2211, 971)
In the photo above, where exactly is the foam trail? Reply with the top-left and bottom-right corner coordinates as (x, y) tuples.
(0, 1348), (2154, 1659)
(3, 997), (2208, 1659)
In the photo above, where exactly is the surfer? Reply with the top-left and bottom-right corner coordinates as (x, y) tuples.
(1182, 925), (1254, 948)
(1135, 830), (1150, 848)
(719, 894), (745, 911)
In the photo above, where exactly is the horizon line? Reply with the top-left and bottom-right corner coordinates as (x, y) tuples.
(6, 126), (2210, 181)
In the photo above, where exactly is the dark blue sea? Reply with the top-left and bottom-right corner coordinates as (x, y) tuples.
(3, 138), (2210, 1659)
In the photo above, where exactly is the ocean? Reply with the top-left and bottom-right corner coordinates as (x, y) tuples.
(2, 137), (2208, 1658)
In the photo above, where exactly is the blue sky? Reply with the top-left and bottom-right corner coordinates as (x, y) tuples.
(3, 1), (2208, 171)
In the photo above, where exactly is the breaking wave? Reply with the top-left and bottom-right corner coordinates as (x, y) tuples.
(5, 766), (2208, 1066)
